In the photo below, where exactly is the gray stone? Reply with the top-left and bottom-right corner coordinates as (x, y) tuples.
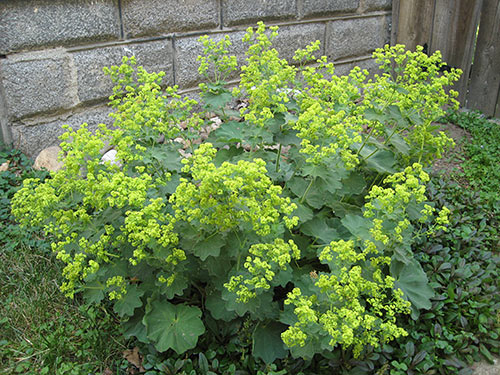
(272, 23), (325, 62)
(0, 0), (120, 54)
(175, 31), (247, 89)
(300, 0), (359, 19)
(333, 58), (382, 78)
(326, 16), (391, 61)
(470, 357), (500, 375)
(363, 0), (393, 11)
(175, 23), (325, 90)
(1, 49), (78, 120)
(222, 0), (297, 26)
(73, 39), (174, 104)
(121, 0), (218, 38)
(11, 105), (113, 158)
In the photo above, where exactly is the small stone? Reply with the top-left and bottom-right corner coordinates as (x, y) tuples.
(0, 161), (10, 172)
(33, 146), (64, 171)
(101, 149), (121, 167)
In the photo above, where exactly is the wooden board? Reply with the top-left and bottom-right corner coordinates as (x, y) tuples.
(393, 0), (435, 50)
(467, 0), (500, 117)
(430, 0), (482, 104)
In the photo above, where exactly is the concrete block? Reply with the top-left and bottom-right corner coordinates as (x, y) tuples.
(175, 31), (247, 89)
(121, 0), (218, 38)
(333, 58), (382, 78)
(0, 0), (120, 54)
(1, 49), (78, 120)
(73, 39), (174, 104)
(272, 23), (325, 62)
(326, 16), (390, 61)
(300, 0), (359, 19)
(11, 105), (113, 158)
(222, 0), (297, 26)
(175, 23), (324, 89)
(364, 0), (392, 11)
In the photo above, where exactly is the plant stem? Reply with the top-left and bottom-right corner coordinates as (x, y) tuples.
(300, 177), (315, 204)
(275, 143), (282, 172)
(356, 126), (376, 156)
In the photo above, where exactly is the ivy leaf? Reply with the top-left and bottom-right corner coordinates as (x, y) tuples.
(113, 284), (145, 317)
(252, 321), (288, 363)
(144, 300), (205, 354)
(192, 233), (225, 261)
(391, 259), (434, 311)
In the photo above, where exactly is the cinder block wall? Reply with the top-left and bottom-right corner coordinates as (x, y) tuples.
(0, 0), (392, 157)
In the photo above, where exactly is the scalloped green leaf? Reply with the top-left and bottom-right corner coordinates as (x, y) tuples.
(391, 259), (434, 311)
(192, 233), (225, 261)
(113, 284), (145, 317)
(144, 300), (205, 354)
(252, 321), (288, 363)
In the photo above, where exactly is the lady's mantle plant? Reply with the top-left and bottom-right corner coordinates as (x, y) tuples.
(12, 23), (461, 363)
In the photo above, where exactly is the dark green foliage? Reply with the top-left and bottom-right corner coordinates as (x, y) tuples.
(0, 147), (49, 252)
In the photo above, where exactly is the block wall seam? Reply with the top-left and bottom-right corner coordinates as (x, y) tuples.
(117, 0), (125, 39)
(218, 0), (224, 30)
(172, 36), (177, 87)
(0, 69), (12, 146)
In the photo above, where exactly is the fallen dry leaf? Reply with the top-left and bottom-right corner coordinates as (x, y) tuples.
(123, 346), (145, 372)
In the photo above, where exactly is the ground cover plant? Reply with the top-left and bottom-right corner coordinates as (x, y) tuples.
(12, 22), (495, 374)
(0, 147), (127, 374)
(441, 110), (500, 206)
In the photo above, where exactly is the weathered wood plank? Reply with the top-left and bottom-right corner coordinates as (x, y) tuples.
(430, 0), (482, 104)
(394, 0), (435, 50)
(467, 0), (500, 116)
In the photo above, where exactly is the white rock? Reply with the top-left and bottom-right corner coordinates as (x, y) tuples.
(101, 149), (121, 167)
(33, 146), (63, 171)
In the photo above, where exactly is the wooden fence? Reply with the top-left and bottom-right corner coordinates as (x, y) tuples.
(392, 0), (500, 117)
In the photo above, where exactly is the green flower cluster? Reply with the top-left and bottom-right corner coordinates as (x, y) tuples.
(282, 239), (410, 358)
(171, 143), (298, 235)
(225, 239), (300, 302)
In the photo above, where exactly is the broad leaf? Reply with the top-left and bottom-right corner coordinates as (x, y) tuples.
(123, 311), (149, 344)
(391, 259), (434, 311)
(203, 91), (232, 110)
(144, 300), (205, 354)
(365, 149), (396, 174)
(113, 284), (145, 317)
(82, 281), (105, 305)
(156, 273), (188, 299)
(192, 233), (225, 261)
(341, 172), (366, 195)
(252, 322), (288, 363)
(301, 217), (339, 244)
(341, 214), (372, 241)
(214, 121), (244, 143)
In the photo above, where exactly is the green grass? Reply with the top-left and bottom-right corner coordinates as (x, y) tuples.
(0, 148), (127, 375)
